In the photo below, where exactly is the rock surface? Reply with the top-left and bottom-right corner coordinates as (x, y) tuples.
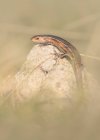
(0, 44), (99, 106)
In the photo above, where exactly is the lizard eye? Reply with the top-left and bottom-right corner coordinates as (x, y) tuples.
(35, 37), (39, 40)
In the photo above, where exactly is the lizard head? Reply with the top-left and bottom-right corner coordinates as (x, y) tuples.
(31, 35), (50, 44)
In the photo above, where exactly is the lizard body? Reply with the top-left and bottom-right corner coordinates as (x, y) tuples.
(31, 34), (83, 90)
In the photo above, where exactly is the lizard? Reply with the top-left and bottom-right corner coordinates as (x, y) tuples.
(31, 34), (83, 90)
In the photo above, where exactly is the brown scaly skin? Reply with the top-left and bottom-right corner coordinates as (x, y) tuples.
(31, 34), (83, 90)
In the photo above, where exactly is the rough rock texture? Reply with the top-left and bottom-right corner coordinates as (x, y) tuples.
(12, 44), (85, 103)
(0, 44), (99, 106)
(14, 45), (77, 100)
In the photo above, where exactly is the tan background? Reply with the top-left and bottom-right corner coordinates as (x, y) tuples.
(0, 0), (100, 82)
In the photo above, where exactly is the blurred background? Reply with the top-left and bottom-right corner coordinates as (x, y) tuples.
(0, 0), (100, 81)
(0, 0), (100, 140)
